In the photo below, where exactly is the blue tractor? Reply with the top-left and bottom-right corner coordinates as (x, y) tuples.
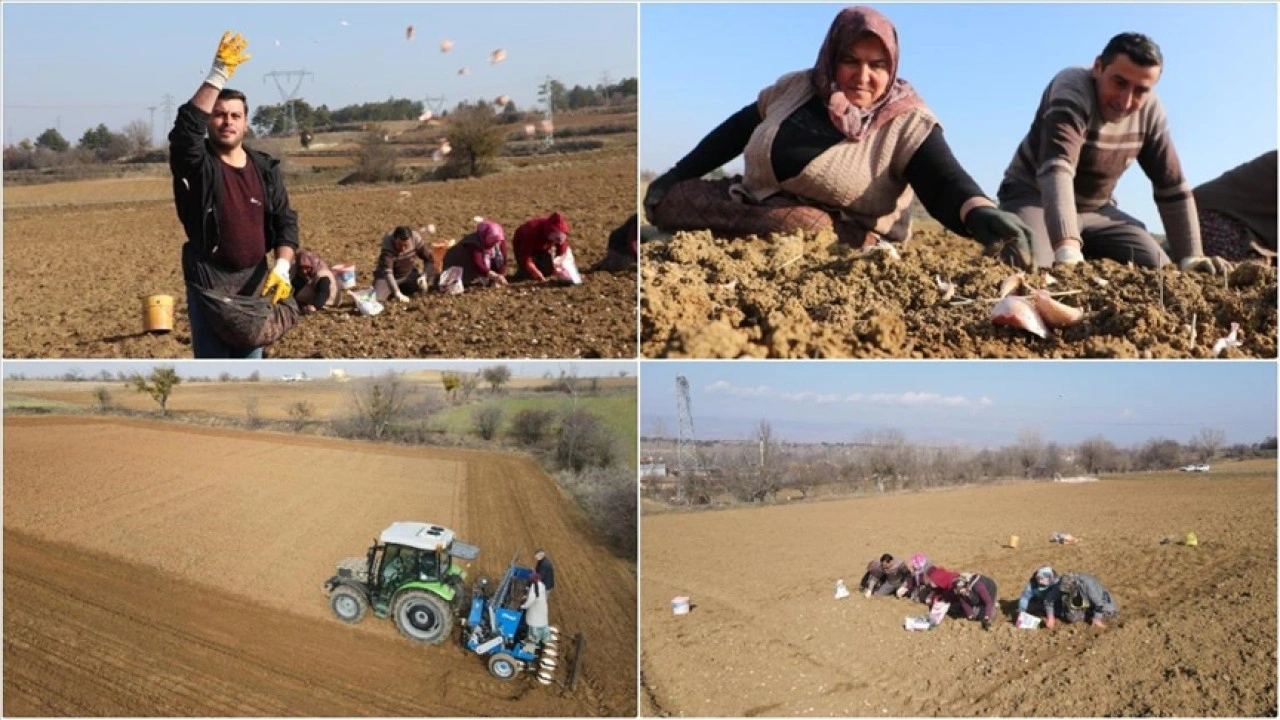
(461, 554), (584, 685)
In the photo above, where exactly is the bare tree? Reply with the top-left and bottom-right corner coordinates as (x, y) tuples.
(1077, 435), (1117, 474)
(288, 400), (315, 432)
(121, 119), (152, 153)
(1190, 427), (1226, 463)
(1015, 428), (1044, 478)
(91, 386), (113, 413)
(243, 396), (262, 428)
(352, 372), (413, 440)
(459, 373), (480, 403)
(481, 365), (513, 393)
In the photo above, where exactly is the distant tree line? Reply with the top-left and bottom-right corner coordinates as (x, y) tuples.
(4, 119), (155, 171)
(644, 423), (1278, 505)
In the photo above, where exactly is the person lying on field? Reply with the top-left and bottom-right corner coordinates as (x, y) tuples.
(594, 214), (639, 272)
(859, 553), (911, 597)
(643, 5), (1036, 268)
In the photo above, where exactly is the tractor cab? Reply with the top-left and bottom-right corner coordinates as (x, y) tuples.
(324, 521), (479, 645)
(366, 523), (479, 605)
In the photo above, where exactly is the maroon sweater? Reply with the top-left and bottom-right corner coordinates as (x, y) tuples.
(215, 157), (267, 271)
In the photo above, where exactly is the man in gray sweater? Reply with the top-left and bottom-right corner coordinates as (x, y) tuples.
(1056, 572), (1118, 628)
(998, 32), (1230, 274)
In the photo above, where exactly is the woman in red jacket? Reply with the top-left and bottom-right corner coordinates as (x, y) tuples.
(513, 212), (570, 282)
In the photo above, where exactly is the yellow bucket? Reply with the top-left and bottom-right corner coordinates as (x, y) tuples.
(1009, 535), (1020, 549)
(142, 294), (175, 333)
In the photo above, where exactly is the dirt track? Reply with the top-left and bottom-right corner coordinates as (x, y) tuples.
(3, 156), (637, 359)
(641, 223), (1277, 358)
(4, 416), (636, 716)
(640, 462), (1277, 716)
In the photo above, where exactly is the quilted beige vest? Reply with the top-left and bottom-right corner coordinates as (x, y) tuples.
(733, 71), (938, 242)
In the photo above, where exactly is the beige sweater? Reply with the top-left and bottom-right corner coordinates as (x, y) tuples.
(734, 71), (938, 242)
(1001, 67), (1201, 260)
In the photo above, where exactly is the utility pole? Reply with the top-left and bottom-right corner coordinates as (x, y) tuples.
(146, 105), (158, 147)
(161, 94), (175, 137)
(263, 69), (314, 135)
(599, 70), (612, 104)
(424, 95), (446, 116)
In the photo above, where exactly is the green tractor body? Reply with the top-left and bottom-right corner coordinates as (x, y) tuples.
(324, 522), (480, 645)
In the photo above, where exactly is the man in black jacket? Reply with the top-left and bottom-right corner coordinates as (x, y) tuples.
(170, 31), (299, 358)
(534, 549), (556, 593)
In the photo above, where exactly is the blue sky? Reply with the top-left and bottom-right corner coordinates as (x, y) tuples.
(641, 3), (1278, 234)
(4, 359), (637, 380)
(2, 2), (637, 145)
(640, 361), (1278, 448)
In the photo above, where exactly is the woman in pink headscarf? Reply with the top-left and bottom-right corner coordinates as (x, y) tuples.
(290, 249), (339, 313)
(644, 6), (1034, 267)
(447, 220), (509, 286)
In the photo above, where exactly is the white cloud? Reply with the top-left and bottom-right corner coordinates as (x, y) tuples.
(702, 383), (992, 409)
(861, 392), (993, 409)
(705, 381), (774, 398)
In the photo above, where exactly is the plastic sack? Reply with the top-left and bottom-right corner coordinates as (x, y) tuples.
(1016, 611), (1042, 629)
(553, 247), (583, 285)
(834, 579), (850, 599)
(438, 266), (465, 295)
(904, 616), (933, 631)
(188, 284), (300, 350)
(928, 600), (950, 625)
(352, 289), (384, 317)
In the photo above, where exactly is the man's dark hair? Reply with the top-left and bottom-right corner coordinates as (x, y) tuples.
(392, 226), (415, 242)
(1099, 32), (1163, 69)
(217, 88), (250, 114)
(880, 553), (894, 564)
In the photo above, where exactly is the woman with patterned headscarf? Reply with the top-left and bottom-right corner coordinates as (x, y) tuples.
(290, 249), (339, 313)
(644, 6), (1034, 267)
(448, 220), (509, 286)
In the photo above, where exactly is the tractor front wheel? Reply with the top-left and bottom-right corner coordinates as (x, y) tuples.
(392, 590), (453, 645)
(329, 586), (368, 624)
(487, 652), (520, 680)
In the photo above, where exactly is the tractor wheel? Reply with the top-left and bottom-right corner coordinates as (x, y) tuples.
(392, 590), (453, 645)
(487, 652), (520, 681)
(329, 586), (368, 624)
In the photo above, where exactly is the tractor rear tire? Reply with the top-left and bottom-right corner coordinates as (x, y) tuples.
(488, 652), (520, 680)
(330, 586), (368, 624)
(392, 590), (453, 645)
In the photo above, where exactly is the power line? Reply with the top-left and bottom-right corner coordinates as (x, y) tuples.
(263, 70), (314, 135)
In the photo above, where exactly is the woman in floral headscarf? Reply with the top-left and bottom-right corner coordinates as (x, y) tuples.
(644, 6), (1034, 267)
(448, 219), (509, 286)
(291, 249), (339, 313)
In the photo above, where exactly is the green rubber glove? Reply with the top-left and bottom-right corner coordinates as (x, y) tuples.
(966, 206), (1037, 270)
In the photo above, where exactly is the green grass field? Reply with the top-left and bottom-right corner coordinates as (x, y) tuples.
(432, 391), (637, 459)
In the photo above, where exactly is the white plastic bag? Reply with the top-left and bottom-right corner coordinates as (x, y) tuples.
(553, 247), (583, 285)
(1016, 611), (1042, 629)
(904, 616), (933, 631)
(928, 599), (950, 625)
(438, 266), (464, 295)
(352, 289), (384, 317)
(834, 579), (850, 599)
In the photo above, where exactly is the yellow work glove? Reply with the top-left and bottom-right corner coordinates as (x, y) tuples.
(262, 258), (292, 304)
(205, 31), (251, 90)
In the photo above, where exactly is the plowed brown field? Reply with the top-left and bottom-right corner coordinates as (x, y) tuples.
(4, 416), (636, 716)
(641, 461), (1276, 716)
(4, 156), (637, 359)
(640, 223), (1277, 358)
